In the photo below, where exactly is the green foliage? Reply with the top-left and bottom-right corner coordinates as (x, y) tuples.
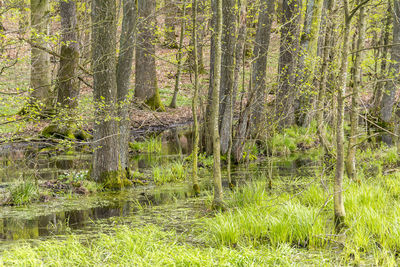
(9, 181), (39, 205)
(152, 161), (186, 185)
(129, 136), (162, 154)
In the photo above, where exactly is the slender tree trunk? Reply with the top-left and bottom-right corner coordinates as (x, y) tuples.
(219, 0), (237, 155)
(251, 0), (275, 135)
(57, 0), (79, 109)
(116, 0), (137, 174)
(92, 0), (124, 187)
(335, 0), (350, 229)
(135, 0), (165, 111)
(164, 0), (178, 48)
(211, 0), (224, 209)
(380, 0), (400, 145)
(346, 3), (365, 182)
(191, 0), (200, 194)
(30, 0), (51, 105)
(276, 0), (301, 128)
(169, 1), (187, 108)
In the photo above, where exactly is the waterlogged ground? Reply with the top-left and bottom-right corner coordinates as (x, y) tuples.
(0, 127), (398, 265)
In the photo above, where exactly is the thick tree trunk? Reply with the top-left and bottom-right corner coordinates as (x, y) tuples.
(211, 0), (224, 208)
(219, 0), (237, 155)
(135, 0), (165, 111)
(57, 0), (79, 109)
(380, 0), (400, 145)
(295, 0), (324, 126)
(346, 4), (365, 182)
(116, 0), (137, 174)
(251, 0), (275, 135)
(276, 0), (301, 128)
(191, 0), (200, 194)
(92, 0), (124, 187)
(30, 0), (51, 105)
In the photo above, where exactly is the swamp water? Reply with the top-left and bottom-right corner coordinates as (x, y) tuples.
(0, 127), (318, 247)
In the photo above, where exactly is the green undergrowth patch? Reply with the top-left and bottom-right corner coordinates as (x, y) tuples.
(129, 136), (162, 154)
(8, 180), (40, 205)
(152, 160), (186, 185)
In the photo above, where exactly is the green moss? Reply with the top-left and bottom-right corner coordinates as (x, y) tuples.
(146, 88), (166, 112)
(100, 170), (131, 190)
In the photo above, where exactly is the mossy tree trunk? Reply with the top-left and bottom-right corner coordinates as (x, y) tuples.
(92, 0), (125, 188)
(117, 0), (138, 174)
(30, 0), (51, 107)
(56, 0), (79, 109)
(211, 0), (224, 209)
(346, 2), (366, 182)
(135, 0), (165, 111)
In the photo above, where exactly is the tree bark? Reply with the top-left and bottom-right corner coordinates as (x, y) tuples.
(164, 0), (178, 48)
(211, 0), (224, 208)
(276, 0), (301, 128)
(116, 0), (138, 175)
(135, 0), (165, 111)
(56, 0), (79, 109)
(219, 0), (237, 155)
(346, 3), (365, 182)
(251, 0), (275, 135)
(30, 0), (51, 105)
(92, 0), (124, 187)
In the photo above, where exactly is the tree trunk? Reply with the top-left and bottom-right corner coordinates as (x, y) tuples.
(295, 0), (324, 126)
(380, 0), (400, 145)
(211, 0), (224, 209)
(346, 3), (365, 182)
(30, 0), (51, 105)
(219, 0), (237, 155)
(164, 0), (178, 48)
(116, 0), (137, 175)
(335, 1), (350, 230)
(56, 0), (79, 109)
(169, 1), (187, 108)
(191, 0), (200, 194)
(251, 0), (275, 135)
(276, 0), (301, 128)
(92, 0), (124, 187)
(135, 0), (165, 111)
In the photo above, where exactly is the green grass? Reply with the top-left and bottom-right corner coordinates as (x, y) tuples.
(153, 160), (186, 185)
(9, 180), (39, 205)
(129, 136), (162, 154)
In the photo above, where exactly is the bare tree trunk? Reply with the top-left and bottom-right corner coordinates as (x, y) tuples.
(335, 0), (350, 230)
(380, 0), (400, 145)
(30, 0), (51, 105)
(169, 1), (187, 108)
(346, 3), (365, 182)
(135, 0), (165, 111)
(219, 0), (237, 155)
(57, 0), (79, 109)
(251, 0), (275, 134)
(92, 0), (124, 187)
(191, 0), (200, 194)
(117, 0), (137, 174)
(276, 0), (301, 128)
(211, 0), (224, 209)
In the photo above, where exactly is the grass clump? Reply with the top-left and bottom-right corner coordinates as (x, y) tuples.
(129, 136), (162, 154)
(153, 161), (186, 185)
(9, 181), (39, 205)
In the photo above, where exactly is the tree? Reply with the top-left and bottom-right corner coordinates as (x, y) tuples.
(56, 0), (79, 109)
(117, 0), (138, 175)
(135, 0), (165, 111)
(164, 0), (178, 48)
(211, 0), (224, 209)
(91, 0), (125, 187)
(30, 0), (51, 107)
(276, 0), (301, 127)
